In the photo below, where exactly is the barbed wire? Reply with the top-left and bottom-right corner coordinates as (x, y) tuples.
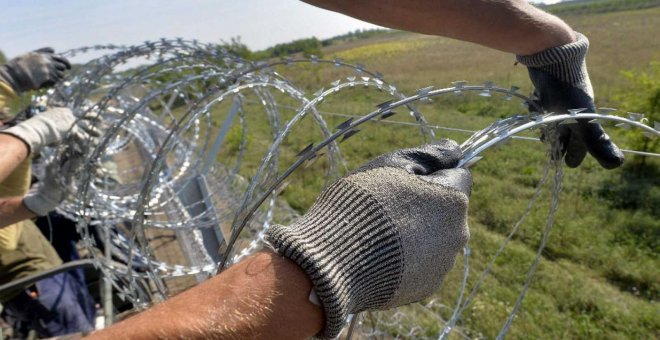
(244, 99), (660, 159)
(34, 39), (659, 337)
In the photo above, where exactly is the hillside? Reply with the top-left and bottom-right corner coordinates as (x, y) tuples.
(544, 0), (660, 15)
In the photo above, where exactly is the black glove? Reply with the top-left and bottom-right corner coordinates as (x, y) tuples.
(517, 32), (624, 169)
(266, 140), (471, 338)
(0, 47), (71, 93)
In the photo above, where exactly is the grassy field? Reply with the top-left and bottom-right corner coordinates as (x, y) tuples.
(544, 0), (660, 15)
(205, 6), (660, 339)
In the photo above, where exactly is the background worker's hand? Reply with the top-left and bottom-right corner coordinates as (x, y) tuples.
(517, 32), (624, 169)
(0, 47), (71, 93)
(0, 107), (99, 155)
(266, 139), (471, 339)
(22, 151), (85, 216)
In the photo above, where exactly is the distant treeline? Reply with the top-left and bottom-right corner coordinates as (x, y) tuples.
(217, 37), (321, 60)
(218, 29), (391, 61)
(259, 37), (323, 58)
(321, 28), (392, 46)
(543, 0), (660, 15)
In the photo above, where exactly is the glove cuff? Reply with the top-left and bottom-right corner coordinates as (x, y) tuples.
(516, 31), (589, 85)
(0, 107), (76, 155)
(0, 124), (41, 155)
(265, 179), (404, 339)
(22, 189), (57, 216)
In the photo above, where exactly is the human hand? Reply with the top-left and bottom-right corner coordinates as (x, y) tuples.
(517, 32), (624, 169)
(266, 139), (471, 338)
(20, 109), (99, 216)
(0, 107), (99, 155)
(22, 147), (87, 216)
(0, 47), (71, 93)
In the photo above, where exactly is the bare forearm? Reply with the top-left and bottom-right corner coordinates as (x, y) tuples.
(89, 251), (323, 339)
(0, 134), (29, 183)
(0, 197), (35, 228)
(303, 0), (574, 54)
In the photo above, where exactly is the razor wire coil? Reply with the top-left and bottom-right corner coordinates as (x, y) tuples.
(32, 39), (659, 338)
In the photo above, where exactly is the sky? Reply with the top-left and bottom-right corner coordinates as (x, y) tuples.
(0, 0), (564, 59)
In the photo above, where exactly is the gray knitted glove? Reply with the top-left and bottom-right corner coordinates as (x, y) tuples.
(516, 32), (624, 169)
(0, 107), (99, 155)
(0, 48), (71, 93)
(266, 140), (471, 338)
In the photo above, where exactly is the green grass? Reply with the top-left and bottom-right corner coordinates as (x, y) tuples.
(544, 0), (660, 15)
(203, 7), (660, 339)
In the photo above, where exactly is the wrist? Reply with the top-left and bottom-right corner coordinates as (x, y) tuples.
(266, 177), (404, 338)
(516, 31), (593, 97)
(532, 19), (576, 53)
(516, 32), (587, 68)
(0, 131), (33, 155)
(514, 3), (576, 55)
(0, 125), (40, 155)
(0, 107), (77, 155)
(0, 132), (31, 159)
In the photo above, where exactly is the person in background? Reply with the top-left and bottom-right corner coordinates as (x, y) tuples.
(0, 48), (96, 337)
(0, 48), (83, 227)
(34, 212), (97, 326)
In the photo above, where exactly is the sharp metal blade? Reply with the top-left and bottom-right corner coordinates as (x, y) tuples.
(313, 88), (325, 97)
(341, 129), (360, 143)
(598, 107), (617, 115)
(568, 108), (587, 116)
(335, 118), (354, 131)
(376, 99), (393, 110)
(297, 143), (314, 157)
(628, 112), (644, 121)
(416, 86), (434, 96)
(380, 111), (397, 120)
(304, 152), (326, 168)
